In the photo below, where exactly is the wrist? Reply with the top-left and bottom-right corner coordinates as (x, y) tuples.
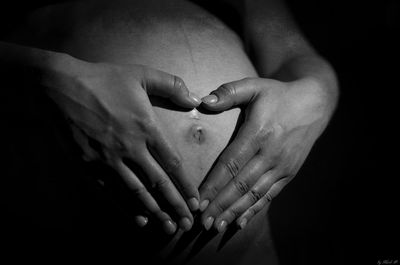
(278, 55), (339, 109)
(41, 51), (83, 79)
(40, 50), (93, 94)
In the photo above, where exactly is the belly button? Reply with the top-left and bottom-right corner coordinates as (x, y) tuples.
(186, 124), (205, 144)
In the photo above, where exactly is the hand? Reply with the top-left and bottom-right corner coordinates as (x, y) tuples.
(43, 55), (202, 234)
(198, 77), (334, 232)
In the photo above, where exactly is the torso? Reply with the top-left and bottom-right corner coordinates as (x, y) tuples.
(10, 0), (279, 264)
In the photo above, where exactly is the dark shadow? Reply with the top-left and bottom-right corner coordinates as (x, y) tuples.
(166, 212), (217, 262)
(149, 95), (229, 115)
(150, 96), (194, 112)
(217, 224), (240, 251)
(182, 229), (219, 264)
(166, 213), (241, 264)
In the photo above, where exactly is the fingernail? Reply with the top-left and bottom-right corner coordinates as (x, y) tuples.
(239, 219), (247, 229)
(188, 197), (199, 211)
(135, 216), (148, 228)
(199, 200), (209, 212)
(216, 220), (227, 233)
(189, 92), (201, 104)
(163, 220), (177, 235)
(202, 94), (218, 104)
(204, 216), (214, 231)
(179, 217), (192, 231)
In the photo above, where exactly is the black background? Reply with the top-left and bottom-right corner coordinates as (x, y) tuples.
(272, 0), (399, 264)
(1, 0), (399, 264)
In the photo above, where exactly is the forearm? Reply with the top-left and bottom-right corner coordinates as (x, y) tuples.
(0, 41), (76, 82)
(241, 0), (338, 109)
(242, 0), (315, 75)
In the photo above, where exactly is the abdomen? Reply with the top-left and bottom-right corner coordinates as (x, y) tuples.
(36, 0), (258, 186)
(19, 0), (278, 264)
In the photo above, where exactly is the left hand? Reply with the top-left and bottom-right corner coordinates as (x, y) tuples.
(198, 77), (334, 232)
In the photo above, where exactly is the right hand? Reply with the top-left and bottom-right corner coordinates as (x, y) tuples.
(43, 55), (201, 234)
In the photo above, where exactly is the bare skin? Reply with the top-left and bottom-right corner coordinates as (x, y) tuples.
(0, 43), (201, 233)
(200, 72), (337, 231)
(195, 0), (339, 231)
(0, 0), (338, 253)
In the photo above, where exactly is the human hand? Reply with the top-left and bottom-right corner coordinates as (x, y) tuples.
(198, 77), (334, 232)
(43, 55), (202, 234)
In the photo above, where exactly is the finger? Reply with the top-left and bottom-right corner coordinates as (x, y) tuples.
(134, 215), (149, 228)
(199, 122), (260, 213)
(237, 195), (271, 230)
(236, 176), (289, 229)
(135, 150), (194, 231)
(114, 161), (177, 234)
(70, 123), (100, 162)
(213, 170), (278, 232)
(147, 128), (200, 212)
(200, 154), (272, 230)
(142, 68), (201, 108)
(201, 78), (267, 111)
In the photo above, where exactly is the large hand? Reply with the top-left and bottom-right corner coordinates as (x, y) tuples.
(43, 56), (201, 234)
(198, 77), (334, 232)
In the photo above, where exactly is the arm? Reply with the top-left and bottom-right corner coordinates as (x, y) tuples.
(0, 41), (201, 233)
(198, 0), (338, 231)
(243, 0), (338, 98)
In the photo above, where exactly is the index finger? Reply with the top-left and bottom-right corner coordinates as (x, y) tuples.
(198, 121), (261, 212)
(147, 125), (200, 212)
(142, 68), (201, 108)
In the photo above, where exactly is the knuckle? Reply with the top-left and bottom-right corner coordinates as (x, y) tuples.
(232, 178), (250, 195)
(265, 192), (273, 202)
(247, 207), (256, 217)
(152, 177), (170, 192)
(213, 201), (226, 214)
(140, 116), (158, 135)
(228, 207), (241, 219)
(256, 126), (273, 143)
(173, 75), (184, 91)
(202, 183), (219, 198)
(248, 189), (263, 204)
(221, 158), (241, 179)
(165, 155), (183, 173)
(132, 186), (148, 197)
(218, 83), (237, 97)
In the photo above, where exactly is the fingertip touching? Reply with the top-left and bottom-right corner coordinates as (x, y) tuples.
(171, 75), (201, 108)
(201, 83), (238, 111)
(201, 78), (259, 111)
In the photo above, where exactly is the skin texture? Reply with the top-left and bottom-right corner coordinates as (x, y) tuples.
(196, 0), (339, 232)
(1, 0), (338, 260)
(199, 76), (335, 231)
(9, 1), (281, 263)
(43, 58), (203, 233)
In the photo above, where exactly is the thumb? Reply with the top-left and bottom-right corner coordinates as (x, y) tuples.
(201, 78), (263, 111)
(142, 68), (201, 108)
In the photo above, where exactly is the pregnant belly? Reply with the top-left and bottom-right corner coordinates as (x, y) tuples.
(24, 0), (258, 186)
(19, 1), (277, 264)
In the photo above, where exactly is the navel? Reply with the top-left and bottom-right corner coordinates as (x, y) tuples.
(186, 124), (206, 144)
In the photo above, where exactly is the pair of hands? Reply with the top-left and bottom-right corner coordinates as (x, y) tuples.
(44, 56), (330, 234)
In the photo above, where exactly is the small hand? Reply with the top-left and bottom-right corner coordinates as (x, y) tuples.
(198, 77), (333, 232)
(44, 58), (201, 234)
